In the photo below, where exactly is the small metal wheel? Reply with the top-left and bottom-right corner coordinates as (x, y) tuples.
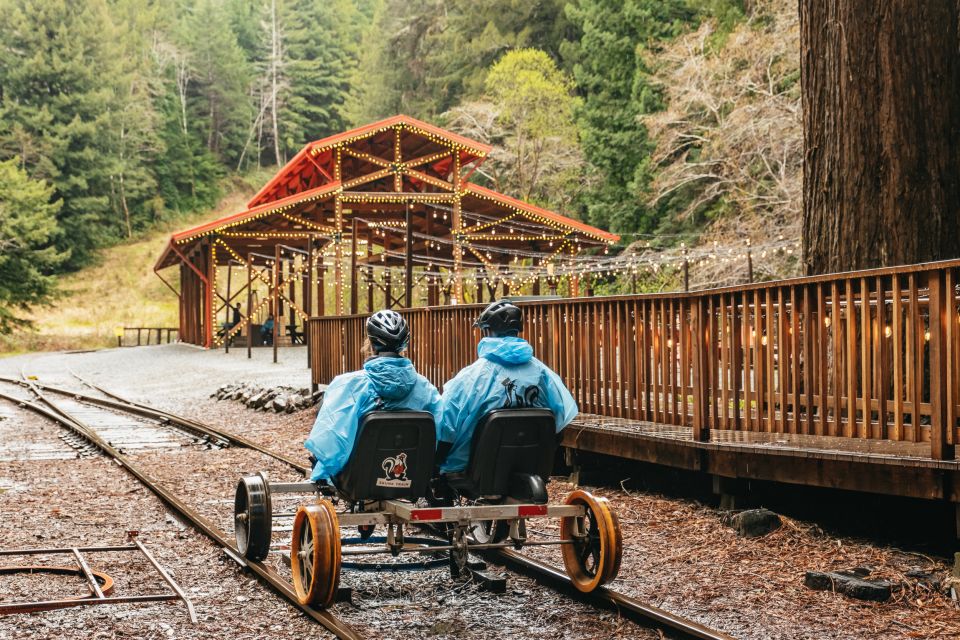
(291, 501), (341, 608)
(471, 519), (506, 544)
(559, 490), (622, 593)
(235, 473), (272, 561)
(357, 524), (375, 541)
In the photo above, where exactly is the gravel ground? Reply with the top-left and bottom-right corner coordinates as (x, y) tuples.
(518, 481), (960, 640)
(0, 400), (330, 640)
(0, 347), (655, 639)
(4, 344), (960, 639)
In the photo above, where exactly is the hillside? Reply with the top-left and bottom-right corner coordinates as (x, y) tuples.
(1, 173), (271, 355)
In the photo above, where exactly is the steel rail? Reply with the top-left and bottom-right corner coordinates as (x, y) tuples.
(411, 519), (734, 640)
(0, 375), (310, 475)
(490, 549), (735, 640)
(0, 386), (363, 640)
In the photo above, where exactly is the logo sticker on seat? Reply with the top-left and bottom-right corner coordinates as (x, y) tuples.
(376, 452), (412, 487)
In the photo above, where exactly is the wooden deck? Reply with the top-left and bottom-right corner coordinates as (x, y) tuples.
(563, 415), (960, 502)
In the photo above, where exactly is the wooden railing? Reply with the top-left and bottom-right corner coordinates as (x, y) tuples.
(309, 259), (960, 460)
(119, 327), (179, 347)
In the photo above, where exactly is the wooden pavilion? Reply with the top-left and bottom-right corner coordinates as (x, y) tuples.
(154, 115), (618, 349)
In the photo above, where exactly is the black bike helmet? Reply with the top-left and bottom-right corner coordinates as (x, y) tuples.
(366, 309), (409, 353)
(474, 299), (522, 336)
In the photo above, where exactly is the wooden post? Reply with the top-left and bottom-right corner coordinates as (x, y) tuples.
(532, 277), (540, 296)
(288, 254), (296, 338)
(405, 203), (413, 309)
(928, 271), (954, 460)
(747, 247), (754, 283)
(692, 298), (710, 441)
(367, 231), (374, 312)
(273, 244), (280, 364)
(350, 218), (359, 314)
(204, 241), (214, 349)
(317, 264), (325, 316)
(384, 236), (393, 308)
(477, 270), (484, 304)
(305, 236), (313, 366)
(334, 196), (344, 315)
(225, 261), (232, 351)
(246, 253), (253, 359)
(452, 152), (464, 303)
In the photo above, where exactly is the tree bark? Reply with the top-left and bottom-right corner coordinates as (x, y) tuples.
(801, 0), (960, 274)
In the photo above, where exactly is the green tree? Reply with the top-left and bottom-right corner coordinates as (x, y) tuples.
(109, 0), (168, 237)
(0, 160), (65, 333)
(426, 0), (573, 108)
(279, 0), (365, 154)
(562, 0), (696, 234)
(445, 49), (584, 212)
(349, 0), (447, 122)
(351, 0), (572, 123)
(0, 0), (124, 268)
(179, 0), (253, 165)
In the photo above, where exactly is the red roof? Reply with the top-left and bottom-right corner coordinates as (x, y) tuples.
(154, 182), (341, 270)
(247, 114), (491, 208)
(463, 183), (619, 243)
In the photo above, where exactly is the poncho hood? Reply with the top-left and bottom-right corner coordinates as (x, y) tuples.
(477, 336), (534, 366)
(363, 356), (417, 400)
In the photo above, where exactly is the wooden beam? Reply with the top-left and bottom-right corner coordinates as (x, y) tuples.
(405, 204), (414, 308)
(929, 271), (953, 460)
(350, 219), (359, 314)
(204, 241), (214, 349)
(273, 244), (280, 363)
(334, 195), (344, 315)
(247, 253), (253, 359)
(367, 230), (374, 312)
(452, 151), (463, 303)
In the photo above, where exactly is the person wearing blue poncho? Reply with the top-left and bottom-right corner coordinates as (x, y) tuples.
(304, 309), (442, 482)
(436, 300), (579, 474)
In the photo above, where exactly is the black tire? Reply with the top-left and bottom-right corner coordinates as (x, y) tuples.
(235, 473), (272, 561)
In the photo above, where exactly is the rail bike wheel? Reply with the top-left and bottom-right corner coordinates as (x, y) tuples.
(291, 500), (341, 608)
(235, 473), (272, 561)
(559, 490), (622, 593)
(470, 519), (506, 544)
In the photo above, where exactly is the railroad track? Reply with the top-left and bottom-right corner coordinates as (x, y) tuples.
(0, 374), (309, 474)
(0, 378), (361, 639)
(0, 375), (734, 640)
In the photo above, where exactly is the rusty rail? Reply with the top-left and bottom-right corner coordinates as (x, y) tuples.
(310, 259), (960, 461)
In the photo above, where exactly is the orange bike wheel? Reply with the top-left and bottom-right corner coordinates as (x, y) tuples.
(559, 490), (623, 592)
(290, 500), (341, 608)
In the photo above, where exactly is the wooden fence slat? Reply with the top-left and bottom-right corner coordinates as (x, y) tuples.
(732, 292), (743, 430)
(908, 273), (921, 442)
(790, 286), (801, 433)
(719, 294), (730, 429)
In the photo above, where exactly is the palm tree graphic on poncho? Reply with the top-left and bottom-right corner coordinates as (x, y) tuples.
(500, 378), (540, 408)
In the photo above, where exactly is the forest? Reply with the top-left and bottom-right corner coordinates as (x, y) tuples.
(12, 0), (954, 335)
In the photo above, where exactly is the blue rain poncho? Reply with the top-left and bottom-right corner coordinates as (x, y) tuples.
(438, 336), (579, 473)
(305, 356), (442, 481)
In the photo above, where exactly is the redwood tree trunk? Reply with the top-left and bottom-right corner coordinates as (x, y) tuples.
(801, 1), (960, 274)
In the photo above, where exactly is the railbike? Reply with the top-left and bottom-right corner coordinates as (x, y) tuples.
(234, 409), (622, 607)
